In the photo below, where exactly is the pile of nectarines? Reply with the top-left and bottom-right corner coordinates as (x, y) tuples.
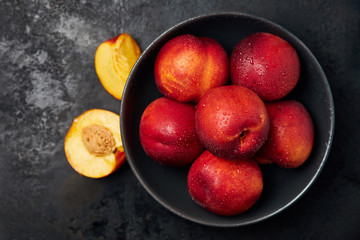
(139, 33), (314, 216)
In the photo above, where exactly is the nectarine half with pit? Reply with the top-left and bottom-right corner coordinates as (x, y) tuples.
(64, 109), (126, 178)
(254, 100), (314, 168)
(231, 32), (300, 101)
(154, 34), (229, 103)
(195, 85), (270, 160)
(187, 150), (263, 216)
(95, 33), (141, 100)
(139, 97), (204, 166)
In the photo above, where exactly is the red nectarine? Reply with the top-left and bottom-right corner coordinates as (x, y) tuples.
(139, 97), (204, 166)
(254, 100), (314, 168)
(187, 150), (263, 216)
(195, 85), (270, 160)
(230, 32), (300, 101)
(154, 34), (229, 103)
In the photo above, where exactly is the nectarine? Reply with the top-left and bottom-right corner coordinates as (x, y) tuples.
(64, 109), (126, 178)
(254, 100), (314, 168)
(95, 33), (141, 100)
(154, 34), (229, 103)
(195, 85), (270, 160)
(139, 97), (204, 166)
(231, 32), (300, 101)
(187, 150), (263, 216)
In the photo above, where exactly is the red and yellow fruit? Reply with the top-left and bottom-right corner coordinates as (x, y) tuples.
(154, 34), (229, 103)
(254, 100), (314, 168)
(195, 85), (269, 160)
(139, 97), (204, 166)
(95, 33), (141, 100)
(64, 109), (126, 178)
(187, 150), (263, 216)
(230, 32), (300, 101)
(135, 31), (314, 216)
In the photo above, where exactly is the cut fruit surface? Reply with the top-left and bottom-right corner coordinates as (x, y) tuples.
(64, 109), (126, 178)
(95, 33), (141, 100)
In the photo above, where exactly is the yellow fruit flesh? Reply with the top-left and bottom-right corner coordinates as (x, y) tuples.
(95, 33), (141, 100)
(64, 109), (123, 178)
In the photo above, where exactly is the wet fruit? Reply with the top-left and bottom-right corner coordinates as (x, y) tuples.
(195, 85), (270, 160)
(154, 34), (229, 103)
(254, 100), (314, 168)
(188, 150), (263, 216)
(139, 97), (204, 166)
(231, 32), (300, 101)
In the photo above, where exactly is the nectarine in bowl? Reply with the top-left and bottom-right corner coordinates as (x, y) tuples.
(120, 13), (334, 227)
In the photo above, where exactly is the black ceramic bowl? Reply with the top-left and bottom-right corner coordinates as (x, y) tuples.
(120, 13), (335, 227)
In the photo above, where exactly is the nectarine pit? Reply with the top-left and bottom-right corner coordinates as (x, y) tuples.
(81, 124), (115, 156)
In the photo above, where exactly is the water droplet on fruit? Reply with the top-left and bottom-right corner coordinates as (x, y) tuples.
(282, 72), (285, 76)
(216, 106), (220, 110)
(248, 42), (252, 46)
(265, 65), (269, 69)
(223, 112), (227, 115)
(245, 57), (254, 65)
(202, 104), (206, 107)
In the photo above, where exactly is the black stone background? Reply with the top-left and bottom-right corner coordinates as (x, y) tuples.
(1, 0), (359, 239)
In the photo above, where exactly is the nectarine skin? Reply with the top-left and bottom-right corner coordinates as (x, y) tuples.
(195, 85), (270, 160)
(230, 32), (300, 101)
(114, 146), (126, 169)
(187, 150), (263, 216)
(254, 100), (314, 168)
(139, 97), (204, 166)
(154, 34), (229, 103)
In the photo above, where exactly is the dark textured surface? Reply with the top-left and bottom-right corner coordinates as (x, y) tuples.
(0, 0), (359, 239)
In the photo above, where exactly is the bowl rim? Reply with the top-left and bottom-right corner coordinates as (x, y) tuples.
(120, 12), (335, 227)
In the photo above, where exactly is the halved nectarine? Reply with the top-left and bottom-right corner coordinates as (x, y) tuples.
(95, 33), (141, 100)
(64, 109), (126, 178)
